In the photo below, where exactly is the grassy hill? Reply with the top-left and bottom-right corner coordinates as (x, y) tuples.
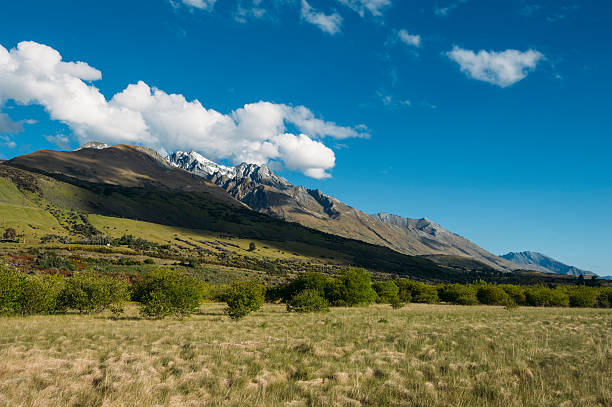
(1, 158), (496, 283)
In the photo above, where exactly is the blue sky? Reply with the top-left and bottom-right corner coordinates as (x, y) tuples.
(0, 0), (610, 274)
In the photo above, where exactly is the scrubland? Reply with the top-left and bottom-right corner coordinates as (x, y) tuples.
(0, 303), (610, 407)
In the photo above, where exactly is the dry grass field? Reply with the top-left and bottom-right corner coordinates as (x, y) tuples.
(0, 303), (610, 407)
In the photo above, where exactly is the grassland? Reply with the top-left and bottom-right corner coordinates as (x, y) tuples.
(0, 303), (609, 407)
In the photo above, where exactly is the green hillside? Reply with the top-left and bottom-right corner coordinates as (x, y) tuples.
(1, 163), (490, 282)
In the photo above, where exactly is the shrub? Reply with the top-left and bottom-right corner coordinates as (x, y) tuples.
(284, 272), (328, 301)
(325, 268), (377, 306)
(596, 288), (612, 308)
(373, 280), (400, 304)
(396, 280), (437, 303)
(287, 289), (329, 313)
(133, 269), (203, 318)
(224, 280), (265, 320)
(34, 252), (75, 271)
(477, 285), (512, 306)
(0, 265), (23, 314)
(58, 272), (129, 315)
(525, 286), (569, 307)
(567, 287), (598, 308)
(438, 284), (478, 305)
(19, 274), (65, 315)
(2, 227), (17, 241)
(500, 284), (527, 306)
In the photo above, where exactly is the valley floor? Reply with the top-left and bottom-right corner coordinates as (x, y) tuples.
(0, 304), (610, 407)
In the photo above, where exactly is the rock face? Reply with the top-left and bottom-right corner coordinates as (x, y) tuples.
(500, 251), (596, 276)
(168, 151), (520, 271)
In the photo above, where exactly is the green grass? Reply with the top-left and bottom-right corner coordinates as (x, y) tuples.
(0, 304), (609, 406)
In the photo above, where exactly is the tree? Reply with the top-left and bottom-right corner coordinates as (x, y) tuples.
(373, 280), (400, 304)
(286, 289), (329, 313)
(476, 285), (512, 306)
(224, 280), (265, 320)
(395, 280), (438, 303)
(2, 228), (17, 241)
(248, 242), (256, 251)
(325, 268), (377, 306)
(58, 272), (129, 315)
(133, 269), (203, 319)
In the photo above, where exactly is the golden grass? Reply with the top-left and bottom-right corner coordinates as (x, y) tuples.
(0, 304), (610, 407)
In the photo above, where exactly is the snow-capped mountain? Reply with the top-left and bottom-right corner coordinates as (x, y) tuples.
(167, 150), (520, 271)
(167, 151), (237, 178)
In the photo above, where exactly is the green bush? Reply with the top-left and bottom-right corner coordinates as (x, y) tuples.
(0, 265), (23, 314)
(287, 289), (329, 313)
(396, 280), (437, 303)
(567, 287), (598, 308)
(325, 268), (377, 306)
(19, 274), (65, 315)
(596, 288), (612, 308)
(284, 272), (328, 301)
(477, 285), (512, 306)
(499, 284), (527, 305)
(224, 280), (265, 320)
(438, 284), (479, 305)
(59, 272), (129, 315)
(34, 252), (74, 271)
(373, 280), (400, 304)
(133, 269), (203, 318)
(525, 286), (569, 307)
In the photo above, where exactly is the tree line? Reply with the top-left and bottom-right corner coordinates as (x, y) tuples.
(1, 264), (611, 320)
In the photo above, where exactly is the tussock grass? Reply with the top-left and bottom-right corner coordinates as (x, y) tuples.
(0, 304), (610, 406)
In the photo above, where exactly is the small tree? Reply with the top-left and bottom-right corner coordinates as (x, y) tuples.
(2, 228), (17, 241)
(0, 265), (23, 314)
(325, 268), (377, 307)
(19, 274), (65, 315)
(373, 280), (400, 304)
(133, 269), (202, 319)
(248, 242), (256, 252)
(477, 285), (512, 306)
(224, 280), (265, 320)
(438, 284), (478, 305)
(58, 272), (129, 315)
(287, 289), (329, 313)
(395, 280), (437, 303)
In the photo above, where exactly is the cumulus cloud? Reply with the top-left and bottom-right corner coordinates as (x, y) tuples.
(446, 46), (544, 87)
(337, 0), (391, 17)
(397, 29), (421, 47)
(0, 41), (367, 179)
(300, 0), (342, 35)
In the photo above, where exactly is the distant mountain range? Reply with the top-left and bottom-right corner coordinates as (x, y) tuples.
(500, 251), (597, 277)
(167, 151), (520, 272)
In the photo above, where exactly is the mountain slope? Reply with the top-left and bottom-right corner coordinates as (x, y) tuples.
(168, 151), (519, 271)
(500, 251), (596, 276)
(2, 146), (496, 282)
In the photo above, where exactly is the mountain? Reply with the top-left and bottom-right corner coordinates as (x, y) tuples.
(2, 144), (491, 282)
(167, 151), (519, 272)
(500, 251), (596, 277)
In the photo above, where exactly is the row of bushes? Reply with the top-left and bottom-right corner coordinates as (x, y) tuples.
(2, 264), (611, 321)
(272, 271), (612, 312)
(0, 266), (209, 318)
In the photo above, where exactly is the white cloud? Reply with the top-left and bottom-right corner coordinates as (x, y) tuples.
(44, 134), (72, 149)
(337, 0), (391, 17)
(0, 41), (367, 179)
(173, 0), (217, 10)
(301, 0), (342, 35)
(0, 113), (23, 133)
(446, 46), (544, 87)
(397, 29), (421, 48)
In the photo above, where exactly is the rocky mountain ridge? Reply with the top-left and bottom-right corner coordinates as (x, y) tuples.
(500, 251), (596, 277)
(167, 151), (520, 271)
